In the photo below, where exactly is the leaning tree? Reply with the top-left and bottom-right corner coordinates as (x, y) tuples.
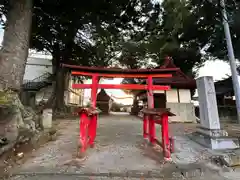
(0, 0), (37, 152)
(0, 0), (32, 91)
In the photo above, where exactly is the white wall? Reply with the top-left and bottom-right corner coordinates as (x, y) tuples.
(65, 77), (84, 105)
(23, 56), (52, 82)
(166, 89), (178, 103)
(153, 90), (164, 93)
(154, 89), (192, 103)
(179, 89), (191, 103)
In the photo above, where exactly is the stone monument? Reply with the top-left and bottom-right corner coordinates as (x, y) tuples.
(191, 76), (239, 150)
(42, 108), (53, 129)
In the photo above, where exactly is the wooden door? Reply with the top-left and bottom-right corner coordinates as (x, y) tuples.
(154, 93), (166, 108)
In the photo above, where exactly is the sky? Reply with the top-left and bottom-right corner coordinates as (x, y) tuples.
(197, 60), (230, 81)
(0, 28), (3, 44)
(0, 27), (233, 105)
(83, 78), (134, 105)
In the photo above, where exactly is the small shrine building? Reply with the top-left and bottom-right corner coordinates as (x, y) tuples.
(136, 58), (196, 122)
(97, 89), (113, 114)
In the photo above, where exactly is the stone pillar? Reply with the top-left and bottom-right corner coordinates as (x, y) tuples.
(197, 76), (220, 130)
(192, 76), (239, 150)
(20, 91), (29, 106)
(41, 108), (53, 129)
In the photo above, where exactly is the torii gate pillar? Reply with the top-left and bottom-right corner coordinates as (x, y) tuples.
(88, 74), (98, 147)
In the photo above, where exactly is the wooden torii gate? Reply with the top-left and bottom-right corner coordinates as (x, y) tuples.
(62, 58), (177, 159)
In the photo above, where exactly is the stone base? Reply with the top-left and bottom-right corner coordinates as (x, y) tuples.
(197, 126), (228, 137)
(41, 108), (53, 129)
(211, 150), (240, 167)
(189, 128), (240, 150)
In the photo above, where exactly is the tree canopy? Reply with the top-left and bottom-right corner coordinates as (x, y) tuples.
(180, 0), (240, 60)
(1, 0), (240, 70)
(1, 0), (240, 106)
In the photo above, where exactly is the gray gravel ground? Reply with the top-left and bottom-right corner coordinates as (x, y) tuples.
(6, 112), (237, 180)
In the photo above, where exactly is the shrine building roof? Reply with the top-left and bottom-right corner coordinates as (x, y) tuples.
(144, 57), (196, 89)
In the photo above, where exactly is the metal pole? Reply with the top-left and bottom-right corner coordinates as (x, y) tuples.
(220, 0), (240, 123)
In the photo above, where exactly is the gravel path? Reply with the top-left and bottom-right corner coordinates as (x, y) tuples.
(7, 112), (235, 179)
(70, 112), (163, 174)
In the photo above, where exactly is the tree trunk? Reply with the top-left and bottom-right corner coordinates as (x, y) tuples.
(131, 95), (139, 115)
(53, 28), (77, 111)
(55, 68), (65, 110)
(52, 54), (66, 111)
(0, 0), (33, 91)
(0, 0), (40, 151)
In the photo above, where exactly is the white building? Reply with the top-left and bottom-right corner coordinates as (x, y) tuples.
(23, 53), (52, 82)
(21, 52), (83, 107)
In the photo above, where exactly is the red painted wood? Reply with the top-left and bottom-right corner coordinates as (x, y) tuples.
(143, 115), (148, 139)
(72, 84), (170, 90)
(147, 76), (156, 145)
(142, 110), (172, 159)
(73, 84), (91, 89)
(88, 75), (98, 147)
(162, 113), (170, 159)
(149, 116), (156, 145)
(71, 71), (173, 78)
(154, 119), (162, 124)
(147, 76), (154, 108)
(88, 115), (97, 147)
(91, 75), (98, 108)
(79, 112), (89, 154)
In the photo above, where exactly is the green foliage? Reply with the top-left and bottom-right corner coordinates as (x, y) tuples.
(145, 0), (204, 75)
(29, 0), (158, 69)
(0, 91), (9, 105)
(2, 0), (238, 77)
(181, 0), (240, 60)
(113, 0), (205, 75)
(0, 0), (207, 74)
(0, 90), (19, 107)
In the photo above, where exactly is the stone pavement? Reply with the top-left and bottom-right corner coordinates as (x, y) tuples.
(6, 113), (237, 179)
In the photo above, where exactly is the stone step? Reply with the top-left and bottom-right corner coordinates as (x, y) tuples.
(12, 163), (219, 179)
(189, 132), (240, 150)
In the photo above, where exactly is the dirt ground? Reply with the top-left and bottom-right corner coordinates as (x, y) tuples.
(0, 120), (60, 178)
(3, 112), (238, 180)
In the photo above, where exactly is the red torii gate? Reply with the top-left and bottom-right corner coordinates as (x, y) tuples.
(62, 59), (177, 159)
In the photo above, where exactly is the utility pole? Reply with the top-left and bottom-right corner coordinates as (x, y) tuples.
(220, 0), (240, 123)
